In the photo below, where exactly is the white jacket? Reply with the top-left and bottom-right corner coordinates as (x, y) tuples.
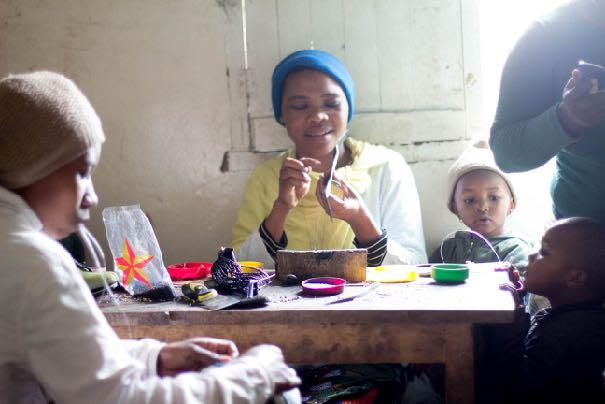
(0, 187), (278, 404)
(234, 139), (427, 266)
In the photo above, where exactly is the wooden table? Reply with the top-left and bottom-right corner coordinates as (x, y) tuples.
(101, 264), (515, 403)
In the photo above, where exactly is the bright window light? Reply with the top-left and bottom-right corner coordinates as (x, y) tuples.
(479, 0), (568, 241)
(480, 0), (569, 129)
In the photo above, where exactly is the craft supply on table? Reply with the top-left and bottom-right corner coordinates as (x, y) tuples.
(366, 265), (417, 283)
(326, 282), (380, 305)
(211, 247), (273, 293)
(103, 205), (176, 300)
(431, 264), (469, 283)
(275, 249), (367, 283)
(302, 277), (346, 296)
(178, 283), (269, 311)
(284, 273), (299, 286)
(268, 294), (301, 303)
(181, 280), (269, 310)
(416, 264), (433, 277)
(245, 279), (262, 298)
(167, 262), (212, 281)
(238, 261), (264, 272)
(198, 294), (268, 310)
(181, 281), (217, 303)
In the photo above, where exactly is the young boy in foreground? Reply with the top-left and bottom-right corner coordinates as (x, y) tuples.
(480, 217), (605, 403)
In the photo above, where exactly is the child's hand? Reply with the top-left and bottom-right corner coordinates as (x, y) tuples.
(497, 262), (525, 310)
(496, 262), (524, 287)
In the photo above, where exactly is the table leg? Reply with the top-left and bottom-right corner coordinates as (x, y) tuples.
(444, 323), (475, 404)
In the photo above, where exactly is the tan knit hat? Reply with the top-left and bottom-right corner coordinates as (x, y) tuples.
(446, 140), (516, 213)
(0, 71), (105, 190)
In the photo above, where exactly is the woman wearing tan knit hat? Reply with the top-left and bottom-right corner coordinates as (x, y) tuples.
(0, 71), (300, 403)
(0, 71), (118, 293)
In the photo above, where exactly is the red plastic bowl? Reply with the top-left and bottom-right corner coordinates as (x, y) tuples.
(302, 277), (346, 296)
(167, 262), (212, 280)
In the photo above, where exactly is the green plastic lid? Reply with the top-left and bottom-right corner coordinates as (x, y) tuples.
(431, 264), (469, 283)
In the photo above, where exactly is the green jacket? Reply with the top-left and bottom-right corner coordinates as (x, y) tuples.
(430, 231), (532, 274)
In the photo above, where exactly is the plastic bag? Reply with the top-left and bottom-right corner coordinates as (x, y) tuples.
(401, 367), (443, 404)
(102, 205), (176, 300)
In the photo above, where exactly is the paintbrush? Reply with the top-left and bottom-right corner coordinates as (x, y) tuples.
(326, 282), (380, 305)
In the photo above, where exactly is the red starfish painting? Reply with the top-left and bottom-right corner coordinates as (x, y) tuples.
(114, 238), (153, 287)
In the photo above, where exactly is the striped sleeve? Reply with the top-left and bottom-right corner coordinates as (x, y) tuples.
(354, 230), (388, 267)
(259, 220), (288, 259)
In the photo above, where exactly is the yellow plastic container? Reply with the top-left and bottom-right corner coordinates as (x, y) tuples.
(366, 265), (418, 283)
(238, 261), (264, 273)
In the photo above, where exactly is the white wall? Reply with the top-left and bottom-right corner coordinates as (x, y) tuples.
(0, 0), (247, 264)
(478, 0), (565, 244)
(0, 0), (550, 266)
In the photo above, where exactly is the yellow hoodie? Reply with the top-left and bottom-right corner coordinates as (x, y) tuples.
(232, 138), (394, 252)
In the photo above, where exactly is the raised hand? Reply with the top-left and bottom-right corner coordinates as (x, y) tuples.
(264, 157), (322, 243)
(557, 68), (605, 135)
(315, 173), (359, 222)
(315, 173), (381, 244)
(496, 262), (526, 310)
(277, 157), (321, 209)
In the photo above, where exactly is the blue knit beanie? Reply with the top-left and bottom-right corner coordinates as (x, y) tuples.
(272, 49), (355, 125)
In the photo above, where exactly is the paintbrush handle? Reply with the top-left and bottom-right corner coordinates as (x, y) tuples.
(327, 282), (379, 305)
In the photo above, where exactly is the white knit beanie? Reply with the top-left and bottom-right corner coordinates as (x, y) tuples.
(446, 140), (516, 213)
(0, 71), (105, 190)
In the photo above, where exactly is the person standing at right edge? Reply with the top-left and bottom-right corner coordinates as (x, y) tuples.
(489, 0), (605, 223)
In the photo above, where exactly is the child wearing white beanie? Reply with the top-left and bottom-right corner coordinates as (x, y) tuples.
(429, 141), (532, 273)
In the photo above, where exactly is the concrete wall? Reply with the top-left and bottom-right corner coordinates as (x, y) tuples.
(0, 0), (247, 264)
(0, 0), (551, 266)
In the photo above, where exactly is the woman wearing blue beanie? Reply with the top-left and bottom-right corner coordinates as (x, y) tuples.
(232, 49), (427, 266)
